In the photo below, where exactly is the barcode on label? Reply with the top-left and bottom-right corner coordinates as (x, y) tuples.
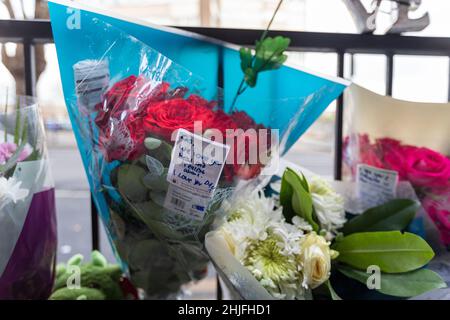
(170, 197), (185, 209)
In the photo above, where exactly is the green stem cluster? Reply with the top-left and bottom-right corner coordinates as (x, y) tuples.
(230, 0), (285, 112)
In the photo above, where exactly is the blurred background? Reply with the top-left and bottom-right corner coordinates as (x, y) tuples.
(1, 0), (449, 299)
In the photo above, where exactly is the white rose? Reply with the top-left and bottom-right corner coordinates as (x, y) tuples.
(299, 232), (333, 289)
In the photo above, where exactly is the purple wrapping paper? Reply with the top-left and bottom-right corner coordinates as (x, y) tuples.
(0, 188), (57, 300)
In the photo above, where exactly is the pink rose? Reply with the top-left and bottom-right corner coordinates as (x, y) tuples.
(404, 147), (450, 188)
(376, 138), (408, 179)
(422, 191), (450, 246)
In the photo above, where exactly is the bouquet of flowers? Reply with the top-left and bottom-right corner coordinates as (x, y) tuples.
(342, 84), (450, 248)
(344, 134), (450, 247)
(51, 17), (325, 298)
(50, 0), (348, 298)
(0, 95), (56, 299)
(89, 72), (278, 298)
(209, 167), (446, 300)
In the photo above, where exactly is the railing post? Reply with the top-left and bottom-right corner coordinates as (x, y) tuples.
(90, 194), (100, 251)
(334, 51), (345, 181)
(386, 53), (394, 96)
(23, 39), (36, 97)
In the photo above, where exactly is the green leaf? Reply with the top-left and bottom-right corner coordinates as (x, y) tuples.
(342, 199), (419, 235)
(280, 167), (318, 231)
(117, 164), (148, 202)
(142, 168), (169, 192)
(14, 100), (22, 145)
(239, 47), (253, 73)
(332, 231), (434, 273)
(132, 201), (185, 241)
(326, 280), (342, 300)
(239, 36), (290, 88)
(144, 137), (162, 150)
(243, 68), (257, 87)
(337, 265), (446, 298)
(253, 36), (290, 72)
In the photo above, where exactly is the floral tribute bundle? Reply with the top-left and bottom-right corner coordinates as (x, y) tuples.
(89, 73), (275, 298)
(344, 134), (450, 247)
(0, 95), (56, 299)
(49, 0), (348, 298)
(211, 167), (446, 300)
(55, 14), (316, 298)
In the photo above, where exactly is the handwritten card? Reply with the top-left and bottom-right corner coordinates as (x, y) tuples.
(165, 129), (230, 219)
(356, 164), (398, 209)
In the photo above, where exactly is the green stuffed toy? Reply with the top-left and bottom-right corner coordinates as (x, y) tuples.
(49, 251), (125, 300)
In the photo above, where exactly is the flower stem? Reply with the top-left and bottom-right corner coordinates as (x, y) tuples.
(229, 0), (284, 112)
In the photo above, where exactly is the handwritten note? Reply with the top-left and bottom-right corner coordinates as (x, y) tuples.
(165, 129), (230, 219)
(356, 164), (398, 209)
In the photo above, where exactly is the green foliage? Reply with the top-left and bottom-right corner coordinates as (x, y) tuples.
(239, 36), (290, 88)
(231, 0), (289, 110)
(332, 231), (434, 273)
(342, 199), (419, 235)
(117, 164), (148, 202)
(337, 265), (446, 298)
(279, 167), (318, 231)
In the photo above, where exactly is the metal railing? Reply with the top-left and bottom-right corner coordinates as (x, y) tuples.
(1, 17), (450, 260)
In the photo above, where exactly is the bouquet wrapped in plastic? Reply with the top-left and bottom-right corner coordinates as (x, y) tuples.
(0, 95), (56, 299)
(49, 2), (347, 298)
(343, 84), (450, 248)
(208, 162), (446, 300)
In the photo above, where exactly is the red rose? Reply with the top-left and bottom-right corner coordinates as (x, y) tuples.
(144, 97), (216, 141)
(403, 147), (450, 188)
(211, 111), (267, 181)
(95, 76), (170, 162)
(209, 110), (239, 134)
(186, 94), (216, 110)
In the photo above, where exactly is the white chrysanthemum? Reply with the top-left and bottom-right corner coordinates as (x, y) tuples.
(0, 176), (29, 210)
(220, 189), (281, 260)
(309, 176), (346, 238)
(218, 189), (306, 299)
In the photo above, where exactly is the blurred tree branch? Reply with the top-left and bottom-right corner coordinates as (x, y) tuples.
(1, 0), (48, 95)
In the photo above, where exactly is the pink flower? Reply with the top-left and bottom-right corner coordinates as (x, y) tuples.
(0, 142), (31, 165)
(422, 190), (450, 246)
(403, 147), (450, 188)
(376, 138), (408, 179)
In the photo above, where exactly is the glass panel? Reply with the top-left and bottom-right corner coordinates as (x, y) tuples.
(351, 54), (387, 95)
(393, 55), (449, 103)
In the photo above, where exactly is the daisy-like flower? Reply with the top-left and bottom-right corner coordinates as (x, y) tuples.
(218, 188), (306, 299)
(219, 190), (277, 261)
(243, 232), (305, 300)
(0, 176), (29, 210)
(308, 176), (346, 239)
